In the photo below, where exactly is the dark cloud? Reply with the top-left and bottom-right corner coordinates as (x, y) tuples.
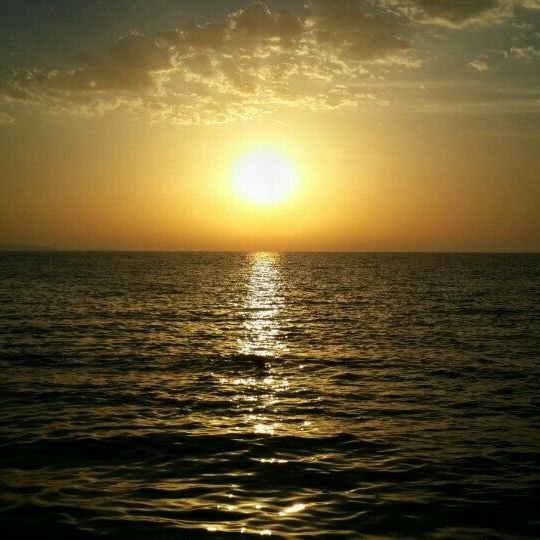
(106, 32), (174, 71)
(1, 31), (175, 105)
(1, 1), (417, 122)
(227, 2), (304, 43)
(161, 22), (226, 50)
(307, 0), (410, 60)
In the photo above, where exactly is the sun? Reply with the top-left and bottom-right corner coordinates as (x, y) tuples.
(233, 150), (298, 205)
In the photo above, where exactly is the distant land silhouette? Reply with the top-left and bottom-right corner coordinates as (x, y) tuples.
(0, 244), (47, 251)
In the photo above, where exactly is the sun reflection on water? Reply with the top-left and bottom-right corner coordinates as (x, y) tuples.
(206, 253), (308, 535)
(238, 252), (286, 358)
(231, 254), (293, 438)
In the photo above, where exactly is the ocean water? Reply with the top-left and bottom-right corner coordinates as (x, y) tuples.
(1, 252), (539, 539)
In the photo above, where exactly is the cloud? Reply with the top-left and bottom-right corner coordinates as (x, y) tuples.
(5, 32), (175, 98)
(505, 45), (540, 58)
(518, 0), (540, 8)
(384, 0), (540, 27)
(0, 111), (15, 125)
(1, 1), (421, 123)
(3, 0), (537, 124)
(306, 0), (410, 60)
(385, 0), (514, 27)
(107, 32), (174, 71)
(227, 1), (304, 45)
(469, 56), (490, 71)
(513, 21), (534, 30)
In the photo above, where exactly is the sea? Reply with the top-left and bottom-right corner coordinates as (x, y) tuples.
(1, 252), (539, 539)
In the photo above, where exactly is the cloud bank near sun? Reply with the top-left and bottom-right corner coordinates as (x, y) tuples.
(1, 0), (538, 124)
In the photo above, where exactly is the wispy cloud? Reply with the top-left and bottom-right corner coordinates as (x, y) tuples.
(383, 0), (514, 28)
(469, 56), (490, 71)
(505, 45), (540, 59)
(0, 111), (16, 125)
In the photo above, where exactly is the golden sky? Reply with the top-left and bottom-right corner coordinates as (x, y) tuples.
(0, 1), (539, 251)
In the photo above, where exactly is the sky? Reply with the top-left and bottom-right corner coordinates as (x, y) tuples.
(0, 0), (539, 251)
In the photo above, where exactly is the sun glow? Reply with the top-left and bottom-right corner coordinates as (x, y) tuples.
(233, 150), (298, 205)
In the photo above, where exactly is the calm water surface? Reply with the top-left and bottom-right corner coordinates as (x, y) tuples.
(1, 252), (539, 538)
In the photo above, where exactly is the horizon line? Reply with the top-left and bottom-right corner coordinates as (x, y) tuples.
(1, 248), (539, 255)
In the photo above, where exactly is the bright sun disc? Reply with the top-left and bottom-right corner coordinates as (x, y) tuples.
(233, 150), (297, 205)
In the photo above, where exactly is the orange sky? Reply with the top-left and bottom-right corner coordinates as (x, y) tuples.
(1, 1), (539, 251)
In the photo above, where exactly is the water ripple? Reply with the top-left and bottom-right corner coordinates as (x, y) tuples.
(1, 252), (539, 538)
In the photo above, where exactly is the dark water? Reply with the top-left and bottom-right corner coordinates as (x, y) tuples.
(1, 252), (540, 539)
